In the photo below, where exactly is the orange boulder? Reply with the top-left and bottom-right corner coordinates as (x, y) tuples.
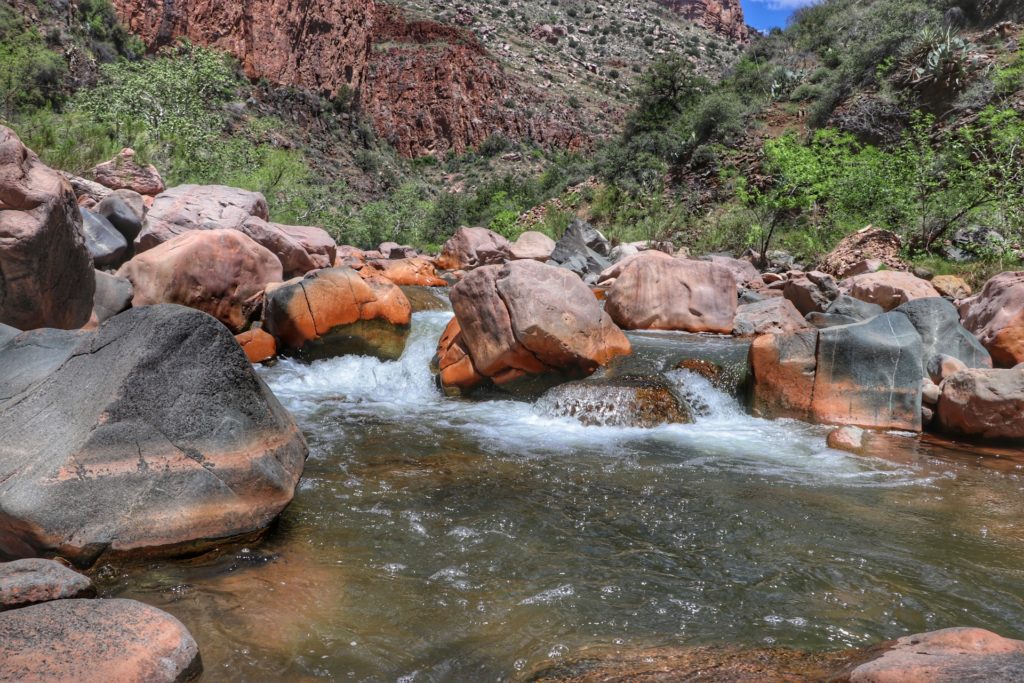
(236, 328), (278, 363)
(361, 257), (447, 286)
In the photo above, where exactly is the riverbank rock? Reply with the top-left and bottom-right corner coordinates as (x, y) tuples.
(361, 257), (447, 286)
(236, 327), (278, 364)
(0, 559), (94, 611)
(435, 227), (511, 271)
(750, 330), (819, 419)
(238, 217), (336, 277)
(0, 599), (201, 682)
(95, 189), (146, 245)
(548, 219), (611, 283)
(437, 260), (630, 395)
(894, 297), (991, 374)
(827, 426), (866, 454)
(90, 270), (133, 326)
(263, 267), (411, 361)
(840, 271), (940, 311)
(0, 125), (95, 330)
(960, 272), (1024, 367)
(605, 257), (737, 333)
(537, 376), (692, 427)
(91, 148), (166, 196)
(79, 208), (128, 268)
(936, 368), (1024, 440)
(818, 227), (907, 277)
(0, 305), (307, 564)
(849, 627), (1024, 682)
(118, 229), (282, 333)
(733, 297), (811, 337)
(706, 255), (761, 289)
(932, 274), (971, 300)
(511, 231), (556, 261)
(783, 271), (839, 314)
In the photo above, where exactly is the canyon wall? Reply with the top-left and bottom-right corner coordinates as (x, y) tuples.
(657, 0), (749, 42)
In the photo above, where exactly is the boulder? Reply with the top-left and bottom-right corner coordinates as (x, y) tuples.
(0, 599), (201, 681)
(536, 376), (692, 427)
(807, 295), (885, 329)
(608, 243), (639, 263)
(936, 368), (1024, 440)
(119, 229), (282, 333)
(0, 125), (95, 330)
(596, 249), (674, 286)
(827, 426), (866, 454)
(95, 189), (146, 245)
(438, 260), (630, 394)
(733, 298), (812, 337)
(960, 272), (1024, 368)
(705, 255), (761, 289)
(0, 559), (94, 611)
(928, 354), (968, 385)
(840, 271), (941, 311)
(818, 227), (908, 277)
(892, 297), (991, 374)
(932, 274), (971, 300)
(783, 271), (839, 315)
(239, 217), (337, 277)
(605, 257), (737, 333)
(749, 330), (818, 420)
(91, 148), (166, 196)
(90, 270), (133, 326)
(79, 208), (128, 268)
(849, 628), (1024, 682)
(435, 227), (511, 271)
(361, 257), (447, 286)
(0, 305), (307, 563)
(548, 219), (611, 283)
(510, 230), (557, 261)
(335, 245), (366, 269)
(811, 312), (924, 431)
(136, 184), (269, 252)
(263, 267), (411, 361)
(236, 328), (277, 364)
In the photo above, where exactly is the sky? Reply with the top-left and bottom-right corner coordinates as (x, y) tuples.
(740, 0), (820, 32)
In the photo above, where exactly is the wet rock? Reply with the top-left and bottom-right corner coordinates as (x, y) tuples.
(400, 286), (451, 313)
(438, 260), (630, 395)
(435, 227), (511, 271)
(361, 257), (447, 286)
(118, 229), (283, 333)
(932, 274), (971, 300)
(960, 272), (1024, 368)
(605, 257), (737, 333)
(236, 327), (277, 364)
(95, 189), (146, 245)
(818, 226), (908, 277)
(548, 219), (611, 283)
(79, 208), (129, 268)
(91, 270), (133, 326)
(893, 297), (991, 375)
(91, 148), (166, 196)
(811, 312), (924, 431)
(263, 267), (411, 361)
(733, 297), (812, 337)
(783, 271), (839, 315)
(0, 559), (94, 611)
(537, 376), (692, 428)
(849, 627), (1024, 682)
(827, 426), (866, 454)
(936, 368), (1024, 440)
(840, 271), (941, 311)
(0, 125), (95, 330)
(749, 330), (818, 420)
(510, 230), (556, 261)
(0, 305), (307, 563)
(0, 598), (201, 681)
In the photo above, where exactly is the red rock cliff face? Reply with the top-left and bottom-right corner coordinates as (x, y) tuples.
(111, 0), (585, 157)
(657, 0), (749, 43)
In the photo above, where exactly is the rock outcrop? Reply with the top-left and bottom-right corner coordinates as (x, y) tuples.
(0, 125), (95, 330)
(656, 0), (749, 42)
(0, 305), (307, 564)
(436, 260), (630, 395)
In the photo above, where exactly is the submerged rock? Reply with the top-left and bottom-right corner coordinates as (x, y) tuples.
(0, 305), (307, 564)
(0, 598), (201, 682)
(0, 559), (94, 611)
(537, 376), (692, 428)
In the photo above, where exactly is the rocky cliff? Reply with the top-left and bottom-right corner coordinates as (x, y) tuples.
(657, 0), (749, 42)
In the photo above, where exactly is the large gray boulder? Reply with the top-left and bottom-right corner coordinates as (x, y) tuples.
(79, 208), (128, 268)
(893, 297), (991, 374)
(0, 305), (307, 565)
(548, 219), (611, 283)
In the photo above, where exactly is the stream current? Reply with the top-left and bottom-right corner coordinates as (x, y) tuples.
(109, 302), (1024, 681)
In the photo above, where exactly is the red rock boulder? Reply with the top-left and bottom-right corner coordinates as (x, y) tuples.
(961, 272), (1024, 367)
(0, 559), (94, 611)
(849, 627), (1024, 682)
(263, 267), (412, 360)
(435, 227), (511, 271)
(733, 297), (812, 338)
(118, 229), (283, 333)
(0, 599), (201, 682)
(236, 327), (278, 364)
(936, 368), (1024, 440)
(840, 270), (940, 311)
(438, 260), (631, 394)
(90, 148), (165, 196)
(239, 217), (337, 277)
(137, 184), (269, 251)
(510, 230), (556, 261)
(605, 257), (737, 333)
(0, 125), (95, 330)
(361, 257), (447, 286)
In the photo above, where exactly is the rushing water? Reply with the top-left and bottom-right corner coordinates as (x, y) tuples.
(106, 306), (1024, 681)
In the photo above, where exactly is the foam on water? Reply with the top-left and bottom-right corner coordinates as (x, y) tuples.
(260, 311), (925, 488)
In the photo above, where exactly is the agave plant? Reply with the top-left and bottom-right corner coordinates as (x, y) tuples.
(900, 27), (975, 95)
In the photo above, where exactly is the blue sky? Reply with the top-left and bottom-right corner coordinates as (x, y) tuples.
(741, 0), (819, 32)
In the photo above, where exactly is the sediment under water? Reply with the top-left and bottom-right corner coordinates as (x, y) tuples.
(106, 307), (1024, 681)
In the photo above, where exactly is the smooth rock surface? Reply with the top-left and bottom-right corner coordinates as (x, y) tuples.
(91, 270), (134, 326)
(840, 271), (940, 311)
(79, 208), (128, 268)
(936, 368), (1024, 440)
(733, 297), (811, 337)
(960, 272), (1024, 368)
(0, 559), (94, 611)
(91, 148), (166, 196)
(510, 230), (556, 261)
(749, 330), (818, 420)
(435, 227), (511, 271)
